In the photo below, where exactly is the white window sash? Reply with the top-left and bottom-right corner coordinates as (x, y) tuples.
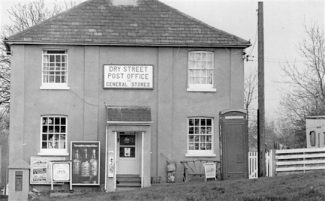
(188, 51), (215, 91)
(186, 118), (214, 157)
(39, 115), (68, 155)
(41, 50), (69, 89)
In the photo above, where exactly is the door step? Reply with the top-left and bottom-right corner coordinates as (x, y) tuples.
(117, 182), (141, 187)
(116, 187), (140, 192)
(117, 174), (141, 178)
(116, 174), (141, 188)
(118, 177), (141, 182)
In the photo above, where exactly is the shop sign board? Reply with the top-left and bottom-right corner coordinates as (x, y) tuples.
(70, 141), (100, 185)
(51, 161), (72, 191)
(104, 64), (153, 89)
(30, 156), (66, 184)
(52, 162), (70, 181)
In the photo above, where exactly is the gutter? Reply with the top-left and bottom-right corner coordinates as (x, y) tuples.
(5, 40), (251, 49)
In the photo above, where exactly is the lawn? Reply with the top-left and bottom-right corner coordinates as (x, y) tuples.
(26, 171), (325, 201)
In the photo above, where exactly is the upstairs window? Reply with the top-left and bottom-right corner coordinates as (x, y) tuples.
(188, 51), (215, 91)
(41, 50), (69, 89)
(40, 115), (68, 155)
(187, 117), (215, 156)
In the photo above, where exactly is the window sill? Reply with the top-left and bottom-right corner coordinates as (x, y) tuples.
(187, 88), (216, 92)
(38, 151), (69, 156)
(40, 85), (70, 90)
(185, 153), (216, 157)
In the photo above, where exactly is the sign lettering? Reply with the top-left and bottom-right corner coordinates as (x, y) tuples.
(104, 65), (153, 89)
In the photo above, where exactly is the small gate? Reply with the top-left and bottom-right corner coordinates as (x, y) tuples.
(220, 110), (248, 179)
(248, 150), (274, 179)
(248, 152), (258, 178)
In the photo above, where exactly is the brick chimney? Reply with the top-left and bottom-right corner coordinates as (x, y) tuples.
(112, 0), (138, 6)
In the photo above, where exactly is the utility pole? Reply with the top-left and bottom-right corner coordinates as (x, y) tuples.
(257, 1), (266, 177)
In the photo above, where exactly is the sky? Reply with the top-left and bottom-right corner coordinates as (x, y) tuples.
(0, 0), (324, 121)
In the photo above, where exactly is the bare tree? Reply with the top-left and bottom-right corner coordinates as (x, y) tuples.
(0, 43), (10, 109)
(0, 0), (79, 108)
(244, 71), (258, 150)
(282, 25), (325, 117)
(5, 0), (79, 35)
(244, 72), (257, 117)
(280, 25), (325, 147)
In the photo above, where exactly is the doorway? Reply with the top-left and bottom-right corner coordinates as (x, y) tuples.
(117, 132), (141, 175)
(105, 123), (151, 192)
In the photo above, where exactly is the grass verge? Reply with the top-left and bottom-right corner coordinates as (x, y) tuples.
(33, 171), (325, 201)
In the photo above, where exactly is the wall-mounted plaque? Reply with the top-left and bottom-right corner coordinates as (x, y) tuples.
(104, 65), (153, 89)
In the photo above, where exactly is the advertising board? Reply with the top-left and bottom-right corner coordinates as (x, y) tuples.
(51, 161), (72, 191)
(52, 162), (70, 181)
(70, 141), (100, 185)
(30, 156), (66, 184)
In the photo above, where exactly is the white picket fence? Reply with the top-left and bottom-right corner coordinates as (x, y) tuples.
(249, 148), (325, 178)
(248, 150), (273, 179)
(248, 152), (258, 178)
(265, 150), (274, 177)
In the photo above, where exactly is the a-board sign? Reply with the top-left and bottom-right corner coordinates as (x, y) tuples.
(203, 162), (217, 181)
(51, 161), (72, 191)
(52, 162), (70, 181)
(30, 156), (66, 184)
(103, 65), (153, 89)
(70, 141), (100, 185)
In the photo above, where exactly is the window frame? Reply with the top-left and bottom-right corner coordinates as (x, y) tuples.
(186, 117), (216, 157)
(187, 51), (216, 92)
(39, 115), (69, 156)
(309, 131), (316, 147)
(40, 49), (70, 90)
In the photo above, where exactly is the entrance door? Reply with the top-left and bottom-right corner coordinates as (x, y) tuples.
(117, 132), (140, 175)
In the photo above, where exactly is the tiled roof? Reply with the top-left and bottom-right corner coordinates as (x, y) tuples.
(6, 0), (250, 48)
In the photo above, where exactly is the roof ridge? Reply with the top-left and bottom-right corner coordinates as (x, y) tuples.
(154, 0), (250, 45)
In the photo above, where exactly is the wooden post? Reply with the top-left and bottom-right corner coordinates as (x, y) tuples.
(258, 1), (266, 177)
(271, 149), (276, 177)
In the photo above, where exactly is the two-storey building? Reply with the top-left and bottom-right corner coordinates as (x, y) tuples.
(5, 0), (250, 195)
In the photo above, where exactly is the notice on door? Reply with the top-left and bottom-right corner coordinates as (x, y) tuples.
(104, 65), (153, 89)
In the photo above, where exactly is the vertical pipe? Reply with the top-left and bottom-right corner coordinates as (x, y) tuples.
(141, 132), (144, 187)
(104, 126), (108, 191)
(114, 132), (117, 190)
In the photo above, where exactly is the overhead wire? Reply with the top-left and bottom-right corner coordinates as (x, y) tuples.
(248, 58), (307, 64)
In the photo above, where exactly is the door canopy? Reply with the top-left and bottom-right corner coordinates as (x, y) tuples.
(106, 106), (151, 124)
